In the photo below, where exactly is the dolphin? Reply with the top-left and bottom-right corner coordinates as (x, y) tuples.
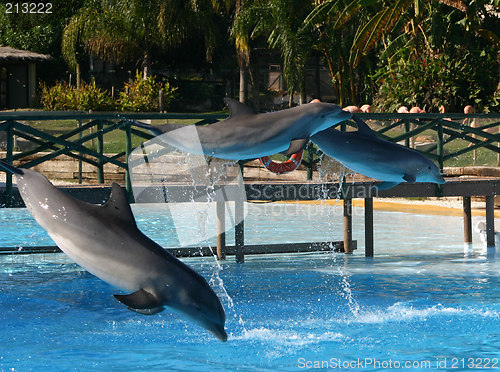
(134, 98), (352, 160)
(0, 160), (227, 341)
(311, 116), (446, 190)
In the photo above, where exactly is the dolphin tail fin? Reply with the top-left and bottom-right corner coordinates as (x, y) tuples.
(0, 159), (24, 175)
(114, 288), (165, 312)
(283, 138), (309, 156)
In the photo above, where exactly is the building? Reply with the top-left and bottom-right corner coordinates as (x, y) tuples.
(0, 46), (51, 109)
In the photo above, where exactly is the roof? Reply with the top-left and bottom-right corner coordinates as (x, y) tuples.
(0, 46), (52, 62)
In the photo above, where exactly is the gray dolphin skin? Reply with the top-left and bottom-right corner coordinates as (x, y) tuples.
(311, 116), (446, 190)
(135, 98), (352, 160)
(0, 160), (227, 341)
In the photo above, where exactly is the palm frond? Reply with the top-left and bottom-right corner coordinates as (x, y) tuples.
(349, 0), (408, 66)
(379, 32), (411, 61)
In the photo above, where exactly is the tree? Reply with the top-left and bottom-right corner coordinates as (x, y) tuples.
(0, 1), (84, 57)
(302, 0), (499, 108)
(372, 0), (500, 111)
(232, 0), (314, 106)
(62, 0), (225, 79)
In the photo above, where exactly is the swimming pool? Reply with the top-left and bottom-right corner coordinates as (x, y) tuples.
(1, 203), (500, 371)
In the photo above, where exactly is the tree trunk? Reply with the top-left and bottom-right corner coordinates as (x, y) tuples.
(249, 63), (260, 111)
(239, 64), (248, 104)
(76, 63), (81, 89)
(143, 50), (152, 79)
(299, 76), (306, 105)
(314, 52), (321, 100)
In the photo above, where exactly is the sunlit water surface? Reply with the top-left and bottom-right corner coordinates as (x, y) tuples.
(1, 203), (499, 371)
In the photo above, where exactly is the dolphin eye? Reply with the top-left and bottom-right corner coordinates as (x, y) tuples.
(321, 115), (325, 118)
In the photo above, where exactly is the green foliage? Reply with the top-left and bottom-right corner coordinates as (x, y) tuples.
(372, 47), (499, 112)
(0, 1), (84, 57)
(62, 0), (225, 75)
(118, 71), (178, 112)
(40, 81), (115, 111)
(40, 72), (178, 112)
(232, 0), (314, 104)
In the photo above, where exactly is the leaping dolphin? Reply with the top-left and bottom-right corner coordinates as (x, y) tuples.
(311, 116), (446, 190)
(0, 160), (228, 341)
(135, 98), (352, 160)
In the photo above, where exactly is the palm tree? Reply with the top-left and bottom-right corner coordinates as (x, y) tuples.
(231, 0), (314, 107)
(302, 0), (499, 106)
(62, 0), (225, 79)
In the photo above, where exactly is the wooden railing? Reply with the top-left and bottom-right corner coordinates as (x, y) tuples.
(0, 111), (499, 207)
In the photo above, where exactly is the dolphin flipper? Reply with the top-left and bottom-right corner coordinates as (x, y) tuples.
(284, 138), (309, 156)
(127, 307), (166, 315)
(403, 173), (416, 183)
(374, 182), (401, 191)
(114, 288), (165, 310)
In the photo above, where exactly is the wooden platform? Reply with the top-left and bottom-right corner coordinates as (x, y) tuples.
(0, 241), (357, 257)
(0, 178), (498, 261)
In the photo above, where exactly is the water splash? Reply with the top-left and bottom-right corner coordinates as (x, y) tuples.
(317, 157), (361, 316)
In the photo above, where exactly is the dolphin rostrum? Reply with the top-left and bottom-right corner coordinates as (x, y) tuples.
(0, 160), (227, 341)
(311, 116), (446, 190)
(135, 98), (352, 160)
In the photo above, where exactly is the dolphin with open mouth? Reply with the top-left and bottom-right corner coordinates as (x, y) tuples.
(311, 116), (446, 190)
(0, 160), (228, 341)
(135, 98), (352, 160)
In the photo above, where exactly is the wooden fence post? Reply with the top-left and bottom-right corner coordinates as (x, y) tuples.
(5, 120), (13, 207)
(365, 197), (374, 257)
(486, 195), (495, 247)
(97, 120), (104, 184)
(404, 120), (410, 148)
(437, 119), (444, 172)
(125, 122), (133, 201)
(343, 197), (353, 254)
(463, 196), (472, 246)
(306, 143), (313, 180)
(216, 201), (226, 260)
(78, 119), (83, 184)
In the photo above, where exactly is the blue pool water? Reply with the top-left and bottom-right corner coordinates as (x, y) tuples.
(1, 203), (500, 371)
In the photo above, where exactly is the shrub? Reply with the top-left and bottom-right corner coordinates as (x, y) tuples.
(118, 71), (178, 112)
(40, 80), (115, 111)
(372, 47), (499, 112)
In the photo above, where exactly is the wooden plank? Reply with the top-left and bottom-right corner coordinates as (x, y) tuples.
(2, 180), (499, 207)
(0, 241), (357, 257)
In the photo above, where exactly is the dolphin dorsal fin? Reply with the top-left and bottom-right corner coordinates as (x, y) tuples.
(102, 183), (137, 226)
(224, 98), (257, 117)
(352, 115), (375, 137)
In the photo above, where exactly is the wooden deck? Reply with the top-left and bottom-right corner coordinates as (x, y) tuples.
(1, 177), (498, 261)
